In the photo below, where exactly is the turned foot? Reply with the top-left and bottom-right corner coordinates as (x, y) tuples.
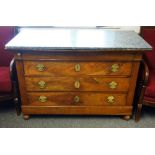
(122, 115), (131, 121)
(23, 115), (30, 120)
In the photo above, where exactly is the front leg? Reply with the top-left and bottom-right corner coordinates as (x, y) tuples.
(122, 115), (131, 121)
(23, 114), (30, 120)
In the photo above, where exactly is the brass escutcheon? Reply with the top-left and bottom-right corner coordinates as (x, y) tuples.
(109, 81), (118, 89)
(74, 81), (80, 89)
(74, 64), (81, 72)
(36, 64), (46, 71)
(38, 81), (46, 89)
(107, 96), (115, 103)
(38, 96), (47, 103)
(74, 96), (80, 103)
(111, 64), (119, 72)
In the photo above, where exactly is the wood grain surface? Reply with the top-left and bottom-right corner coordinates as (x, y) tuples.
(24, 61), (132, 76)
(25, 77), (130, 92)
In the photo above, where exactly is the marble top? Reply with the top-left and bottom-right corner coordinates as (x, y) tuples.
(5, 28), (152, 51)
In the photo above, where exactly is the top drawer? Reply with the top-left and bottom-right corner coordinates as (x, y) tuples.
(23, 61), (132, 76)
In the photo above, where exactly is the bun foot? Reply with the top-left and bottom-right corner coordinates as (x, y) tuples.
(23, 115), (30, 120)
(122, 115), (131, 121)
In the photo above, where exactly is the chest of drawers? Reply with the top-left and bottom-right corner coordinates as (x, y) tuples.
(5, 28), (152, 120)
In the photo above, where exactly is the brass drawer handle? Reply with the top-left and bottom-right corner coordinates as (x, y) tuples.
(38, 81), (46, 89)
(74, 81), (80, 89)
(74, 96), (80, 103)
(107, 96), (115, 103)
(36, 64), (46, 71)
(111, 64), (119, 72)
(109, 81), (117, 89)
(75, 64), (80, 72)
(38, 96), (47, 103)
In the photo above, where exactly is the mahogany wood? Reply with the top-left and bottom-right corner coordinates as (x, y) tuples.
(25, 77), (130, 92)
(23, 114), (30, 120)
(27, 92), (127, 106)
(22, 53), (135, 61)
(24, 61), (132, 77)
(22, 105), (132, 115)
(7, 28), (151, 120)
(15, 57), (28, 105)
(135, 61), (150, 121)
(126, 62), (140, 105)
(13, 52), (142, 120)
(122, 115), (131, 120)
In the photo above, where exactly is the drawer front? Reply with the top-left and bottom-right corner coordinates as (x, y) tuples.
(24, 61), (132, 76)
(25, 77), (130, 92)
(27, 92), (127, 106)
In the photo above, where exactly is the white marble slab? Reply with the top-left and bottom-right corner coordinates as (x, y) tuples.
(5, 28), (152, 51)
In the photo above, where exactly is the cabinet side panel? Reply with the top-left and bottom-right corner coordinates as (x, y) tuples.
(126, 62), (140, 105)
(16, 59), (28, 105)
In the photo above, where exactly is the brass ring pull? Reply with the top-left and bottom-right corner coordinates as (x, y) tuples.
(109, 81), (117, 89)
(107, 96), (115, 104)
(36, 64), (46, 71)
(111, 64), (119, 72)
(74, 96), (80, 103)
(74, 64), (81, 72)
(38, 96), (47, 103)
(38, 81), (46, 89)
(74, 81), (80, 89)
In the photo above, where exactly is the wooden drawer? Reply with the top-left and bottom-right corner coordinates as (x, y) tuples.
(27, 92), (127, 106)
(25, 77), (130, 92)
(24, 61), (132, 76)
